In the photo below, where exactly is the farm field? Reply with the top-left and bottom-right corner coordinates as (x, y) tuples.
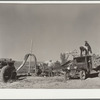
(0, 61), (100, 89)
(0, 73), (100, 89)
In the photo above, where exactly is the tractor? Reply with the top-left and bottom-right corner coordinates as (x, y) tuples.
(0, 53), (37, 83)
(0, 58), (16, 82)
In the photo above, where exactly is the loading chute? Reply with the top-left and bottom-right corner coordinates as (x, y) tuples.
(16, 53), (37, 73)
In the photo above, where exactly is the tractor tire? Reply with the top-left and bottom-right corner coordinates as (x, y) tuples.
(11, 70), (17, 80)
(79, 70), (86, 80)
(1, 65), (16, 83)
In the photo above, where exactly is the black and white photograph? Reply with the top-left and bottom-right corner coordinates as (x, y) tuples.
(0, 3), (100, 90)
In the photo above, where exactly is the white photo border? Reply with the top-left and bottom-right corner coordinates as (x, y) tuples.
(0, 1), (100, 99)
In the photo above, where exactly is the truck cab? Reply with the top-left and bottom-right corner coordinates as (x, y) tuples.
(73, 56), (92, 73)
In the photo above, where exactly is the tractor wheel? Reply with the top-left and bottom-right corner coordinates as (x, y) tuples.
(1, 65), (16, 82)
(79, 70), (86, 80)
(10, 70), (17, 80)
(64, 72), (70, 81)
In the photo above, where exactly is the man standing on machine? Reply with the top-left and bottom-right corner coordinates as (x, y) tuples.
(85, 41), (92, 55)
(80, 41), (92, 56)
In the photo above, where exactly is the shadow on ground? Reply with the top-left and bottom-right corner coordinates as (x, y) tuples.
(88, 73), (98, 78)
(16, 74), (30, 80)
(68, 73), (99, 80)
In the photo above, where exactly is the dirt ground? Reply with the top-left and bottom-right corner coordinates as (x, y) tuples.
(0, 73), (100, 89)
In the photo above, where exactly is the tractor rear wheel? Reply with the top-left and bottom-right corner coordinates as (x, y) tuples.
(79, 70), (86, 80)
(1, 65), (16, 82)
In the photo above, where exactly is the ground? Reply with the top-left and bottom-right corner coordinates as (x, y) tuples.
(0, 73), (100, 89)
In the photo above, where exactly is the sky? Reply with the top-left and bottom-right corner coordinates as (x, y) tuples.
(0, 4), (100, 61)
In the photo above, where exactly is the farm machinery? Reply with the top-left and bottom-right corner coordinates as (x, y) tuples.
(0, 53), (37, 82)
(63, 54), (100, 80)
(0, 58), (16, 82)
(1, 40), (100, 82)
(57, 42), (100, 80)
(0, 53), (62, 83)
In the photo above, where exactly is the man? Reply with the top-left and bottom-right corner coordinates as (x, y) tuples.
(80, 45), (88, 56)
(85, 41), (92, 55)
(80, 41), (92, 56)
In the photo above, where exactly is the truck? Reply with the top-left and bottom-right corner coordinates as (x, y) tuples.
(64, 54), (100, 80)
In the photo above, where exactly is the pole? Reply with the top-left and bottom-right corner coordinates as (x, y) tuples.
(28, 40), (33, 75)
